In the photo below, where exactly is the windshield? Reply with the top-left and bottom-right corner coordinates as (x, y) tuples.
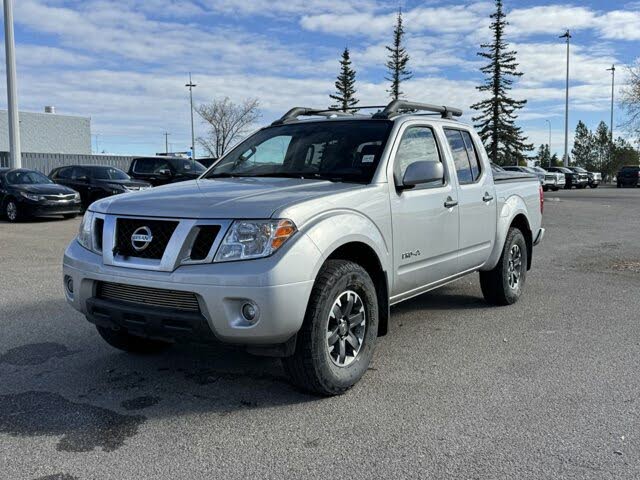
(555, 167), (571, 173)
(6, 170), (53, 185)
(174, 159), (206, 174)
(571, 167), (587, 173)
(89, 166), (130, 180)
(205, 120), (393, 183)
(522, 167), (537, 173)
(531, 166), (546, 173)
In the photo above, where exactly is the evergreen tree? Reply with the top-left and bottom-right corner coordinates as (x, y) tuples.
(535, 143), (551, 167)
(471, 0), (532, 165)
(593, 121), (611, 173)
(385, 8), (412, 100)
(571, 121), (595, 169)
(550, 153), (561, 167)
(329, 48), (359, 112)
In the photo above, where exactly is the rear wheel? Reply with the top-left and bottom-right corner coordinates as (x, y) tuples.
(590, 184), (598, 189)
(283, 260), (378, 396)
(96, 325), (172, 354)
(480, 227), (528, 306)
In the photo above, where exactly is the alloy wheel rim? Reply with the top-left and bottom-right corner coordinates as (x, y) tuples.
(7, 202), (16, 221)
(326, 290), (366, 367)
(507, 244), (522, 290)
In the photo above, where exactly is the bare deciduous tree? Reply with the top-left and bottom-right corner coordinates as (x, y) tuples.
(621, 60), (640, 142)
(196, 97), (261, 158)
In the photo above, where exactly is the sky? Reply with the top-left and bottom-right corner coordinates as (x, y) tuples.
(2, 0), (639, 157)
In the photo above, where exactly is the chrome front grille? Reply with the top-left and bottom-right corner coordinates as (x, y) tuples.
(43, 193), (76, 202)
(97, 281), (200, 312)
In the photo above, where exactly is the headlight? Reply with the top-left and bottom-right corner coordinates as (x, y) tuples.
(73, 192), (81, 200)
(20, 192), (42, 201)
(77, 211), (95, 251)
(214, 219), (297, 262)
(107, 183), (125, 193)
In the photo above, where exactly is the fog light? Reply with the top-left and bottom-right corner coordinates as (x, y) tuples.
(64, 275), (74, 294)
(241, 302), (258, 323)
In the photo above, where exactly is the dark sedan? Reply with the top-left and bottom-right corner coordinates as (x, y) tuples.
(0, 168), (82, 222)
(49, 165), (151, 208)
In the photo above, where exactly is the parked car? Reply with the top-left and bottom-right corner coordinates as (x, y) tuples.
(128, 157), (206, 186)
(547, 166), (588, 189)
(616, 165), (640, 188)
(531, 166), (565, 191)
(568, 166), (600, 188)
(63, 100), (544, 395)
(50, 165), (151, 208)
(0, 168), (81, 222)
(503, 166), (546, 189)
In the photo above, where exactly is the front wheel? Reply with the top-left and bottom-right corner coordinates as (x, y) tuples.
(283, 260), (378, 396)
(590, 184), (598, 188)
(4, 199), (21, 222)
(95, 325), (172, 354)
(480, 227), (528, 306)
(551, 186), (559, 192)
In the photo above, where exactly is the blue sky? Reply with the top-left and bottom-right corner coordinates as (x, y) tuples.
(3, 0), (639, 156)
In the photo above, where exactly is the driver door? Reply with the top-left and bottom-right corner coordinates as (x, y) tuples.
(388, 123), (460, 299)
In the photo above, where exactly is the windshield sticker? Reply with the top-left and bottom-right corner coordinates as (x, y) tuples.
(362, 155), (375, 164)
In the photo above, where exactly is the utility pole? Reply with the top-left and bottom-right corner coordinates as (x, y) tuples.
(164, 132), (170, 155)
(560, 30), (571, 167)
(185, 73), (197, 164)
(545, 119), (552, 168)
(3, 0), (21, 168)
(606, 64), (615, 141)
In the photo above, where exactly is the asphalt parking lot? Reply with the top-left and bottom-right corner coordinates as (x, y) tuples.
(1, 186), (639, 480)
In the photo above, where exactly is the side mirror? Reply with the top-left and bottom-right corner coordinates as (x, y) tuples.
(398, 161), (444, 190)
(157, 168), (172, 177)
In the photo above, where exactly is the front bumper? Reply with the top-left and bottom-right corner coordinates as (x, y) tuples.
(22, 200), (81, 217)
(63, 235), (320, 345)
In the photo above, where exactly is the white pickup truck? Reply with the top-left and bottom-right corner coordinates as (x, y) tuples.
(63, 100), (544, 395)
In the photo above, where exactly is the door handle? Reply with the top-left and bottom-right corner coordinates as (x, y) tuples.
(444, 197), (458, 209)
(482, 193), (494, 202)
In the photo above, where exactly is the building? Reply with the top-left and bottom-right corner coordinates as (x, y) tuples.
(0, 107), (91, 155)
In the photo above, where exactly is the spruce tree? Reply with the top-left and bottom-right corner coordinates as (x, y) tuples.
(571, 121), (595, 169)
(593, 121), (611, 172)
(535, 144), (551, 167)
(471, 0), (532, 165)
(385, 8), (412, 100)
(329, 48), (359, 112)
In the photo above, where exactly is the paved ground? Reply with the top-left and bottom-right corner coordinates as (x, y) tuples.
(1, 185), (639, 480)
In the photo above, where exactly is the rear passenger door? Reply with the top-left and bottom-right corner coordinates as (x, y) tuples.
(444, 128), (496, 272)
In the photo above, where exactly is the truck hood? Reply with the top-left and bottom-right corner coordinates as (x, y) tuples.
(89, 177), (362, 219)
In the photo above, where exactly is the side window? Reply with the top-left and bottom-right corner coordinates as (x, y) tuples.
(395, 126), (442, 185)
(460, 131), (482, 181)
(56, 167), (72, 180)
(444, 129), (473, 185)
(71, 167), (88, 180)
(133, 159), (154, 174)
(153, 160), (172, 173)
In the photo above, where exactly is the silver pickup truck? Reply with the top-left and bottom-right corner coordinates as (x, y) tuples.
(63, 100), (544, 395)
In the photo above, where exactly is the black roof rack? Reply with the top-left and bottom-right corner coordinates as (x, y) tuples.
(271, 105), (389, 125)
(271, 100), (462, 125)
(372, 100), (463, 120)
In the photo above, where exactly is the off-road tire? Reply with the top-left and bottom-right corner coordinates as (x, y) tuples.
(480, 227), (528, 306)
(96, 325), (172, 354)
(283, 260), (378, 396)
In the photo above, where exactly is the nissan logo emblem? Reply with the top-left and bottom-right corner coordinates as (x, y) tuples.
(131, 226), (153, 252)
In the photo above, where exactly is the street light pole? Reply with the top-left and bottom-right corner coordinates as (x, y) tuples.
(3, 0), (22, 168)
(186, 73), (197, 164)
(606, 64), (615, 141)
(164, 132), (170, 155)
(545, 119), (552, 168)
(560, 30), (571, 167)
